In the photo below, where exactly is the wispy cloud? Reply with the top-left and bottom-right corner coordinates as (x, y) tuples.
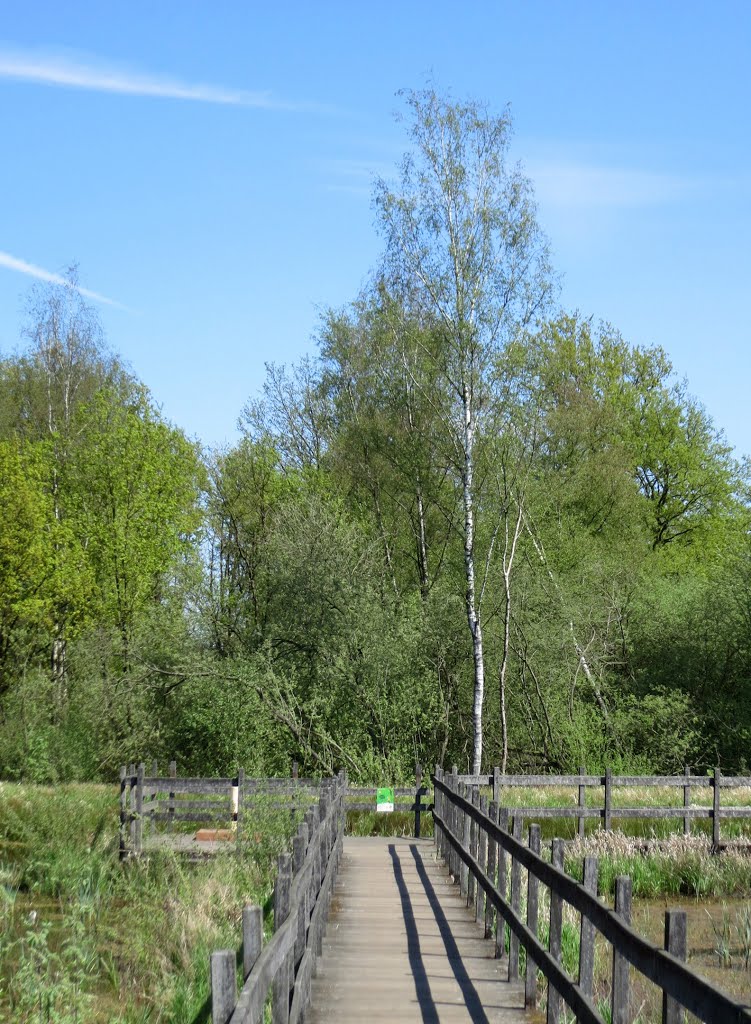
(0, 45), (326, 112)
(0, 251), (128, 310)
(527, 159), (696, 209)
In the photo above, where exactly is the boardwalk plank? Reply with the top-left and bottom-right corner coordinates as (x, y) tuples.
(307, 836), (530, 1023)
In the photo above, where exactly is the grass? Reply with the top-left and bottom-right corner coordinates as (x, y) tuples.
(0, 781), (300, 1023)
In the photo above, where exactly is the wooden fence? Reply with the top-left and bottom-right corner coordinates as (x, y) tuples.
(210, 772), (346, 1024)
(457, 766), (751, 847)
(434, 766), (751, 1024)
(119, 761), (322, 857)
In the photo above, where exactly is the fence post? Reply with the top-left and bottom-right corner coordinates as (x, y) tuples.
(242, 904), (263, 980)
(525, 824), (541, 1008)
(150, 759), (157, 838)
(604, 766), (612, 833)
(415, 763), (422, 839)
(236, 767), (245, 843)
(496, 808), (509, 959)
(485, 799), (497, 939)
(578, 766), (587, 839)
(713, 766), (722, 850)
(450, 766), (459, 882)
(119, 766), (127, 859)
(508, 815), (523, 981)
(578, 856), (599, 1010)
(460, 783), (471, 899)
(611, 875), (632, 1024)
(211, 949), (236, 1024)
(292, 760), (299, 780)
(128, 764), (136, 851)
(468, 787), (478, 905)
(493, 765), (501, 804)
(476, 794), (488, 925)
(434, 765), (442, 856)
(272, 853), (292, 1024)
(168, 760), (176, 832)
(683, 766), (691, 837)
(547, 838), (565, 1024)
(662, 909), (687, 1024)
(135, 763), (144, 855)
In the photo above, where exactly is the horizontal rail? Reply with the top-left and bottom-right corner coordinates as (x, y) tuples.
(434, 772), (751, 1024)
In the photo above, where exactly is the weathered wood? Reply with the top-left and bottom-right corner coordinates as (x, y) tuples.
(662, 910), (687, 1024)
(525, 824), (541, 1008)
(135, 763), (144, 855)
(460, 782), (471, 899)
(604, 767), (612, 832)
(494, 765), (502, 803)
(547, 839), (564, 1024)
(168, 760), (176, 832)
(211, 949), (236, 1024)
(476, 794), (488, 925)
(485, 799), (497, 939)
(611, 876), (632, 1024)
(145, 777), (233, 794)
(683, 766), (691, 836)
(119, 766), (127, 859)
(579, 855), (598, 1014)
(468, 787), (478, 905)
(434, 770), (751, 1024)
(508, 816), (523, 981)
(242, 905), (263, 980)
(713, 767), (722, 849)
(578, 766), (587, 839)
(496, 807), (509, 959)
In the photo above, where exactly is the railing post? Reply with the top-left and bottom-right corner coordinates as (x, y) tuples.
(119, 766), (127, 859)
(713, 766), (721, 850)
(468, 786), (478, 905)
(476, 794), (488, 925)
(493, 765), (501, 804)
(604, 766), (612, 833)
(547, 838), (565, 1024)
(211, 949), (236, 1024)
(415, 762), (422, 838)
(496, 808), (509, 959)
(485, 799), (497, 939)
(168, 759), (176, 833)
(683, 766), (691, 837)
(662, 909), (687, 1024)
(135, 763), (144, 855)
(449, 766), (458, 881)
(236, 767), (244, 842)
(578, 765), (586, 839)
(460, 783), (471, 899)
(242, 904), (263, 980)
(525, 824), (541, 1008)
(611, 875), (632, 1024)
(128, 763), (136, 851)
(434, 765), (442, 856)
(272, 853), (292, 1024)
(508, 815), (523, 980)
(292, 760), (299, 780)
(578, 856), (599, 1018)
(150, 759), (158, 837)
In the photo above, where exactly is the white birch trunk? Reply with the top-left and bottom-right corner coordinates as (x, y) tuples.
(462, 382), (485, 774)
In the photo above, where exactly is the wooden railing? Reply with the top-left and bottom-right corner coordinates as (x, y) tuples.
(210, 772), (346, 1024)
(433, 766), (751, 1024)
(457, 766), (751, 846)
(119, 761), (321, 857)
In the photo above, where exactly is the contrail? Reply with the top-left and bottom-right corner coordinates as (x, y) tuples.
(0, 250), (129, 310)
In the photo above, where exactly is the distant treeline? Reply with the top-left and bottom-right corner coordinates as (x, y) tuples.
(1, 92), (749, 783)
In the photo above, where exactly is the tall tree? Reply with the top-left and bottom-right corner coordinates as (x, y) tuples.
(374, 88), (553, 771)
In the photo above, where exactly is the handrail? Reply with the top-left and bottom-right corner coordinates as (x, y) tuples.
(210, 772), (347, 1024)
(433, 768), (751, 1024)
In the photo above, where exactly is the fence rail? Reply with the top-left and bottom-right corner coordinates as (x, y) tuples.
(457, 765), (750, 846)
(433, 765), (751, 1024)
(210, 772), (346, 1024)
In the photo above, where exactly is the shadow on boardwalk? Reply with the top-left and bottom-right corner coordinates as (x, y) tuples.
(308, 837), (530, 1023)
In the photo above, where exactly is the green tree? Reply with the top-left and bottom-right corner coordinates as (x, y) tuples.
(374, 87), (553, 772)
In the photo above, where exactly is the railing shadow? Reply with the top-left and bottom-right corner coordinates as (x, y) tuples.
(388, 842), (490, 1024)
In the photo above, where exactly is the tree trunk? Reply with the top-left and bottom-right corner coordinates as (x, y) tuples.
(462, 383), (485, 774)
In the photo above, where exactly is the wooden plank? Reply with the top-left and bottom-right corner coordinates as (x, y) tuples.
(526, 824), (541, 1007)
(211, 949), (236, 1024)
(432, 775), (751, 1024)
(547, 839), (565, 1024)
(145, 778), (233, 794)
(663, 910), (687, 1024)
(611, 876), (632, 1024)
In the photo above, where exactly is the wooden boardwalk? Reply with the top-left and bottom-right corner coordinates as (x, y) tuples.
(307, 837), (531, 1023)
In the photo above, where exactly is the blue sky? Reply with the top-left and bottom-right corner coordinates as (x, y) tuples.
(0, 2), (749, 455)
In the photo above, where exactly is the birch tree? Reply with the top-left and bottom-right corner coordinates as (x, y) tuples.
(374, 88), (553, 771)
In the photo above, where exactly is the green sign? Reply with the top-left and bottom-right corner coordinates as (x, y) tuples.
(376, 786), (394, 812)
